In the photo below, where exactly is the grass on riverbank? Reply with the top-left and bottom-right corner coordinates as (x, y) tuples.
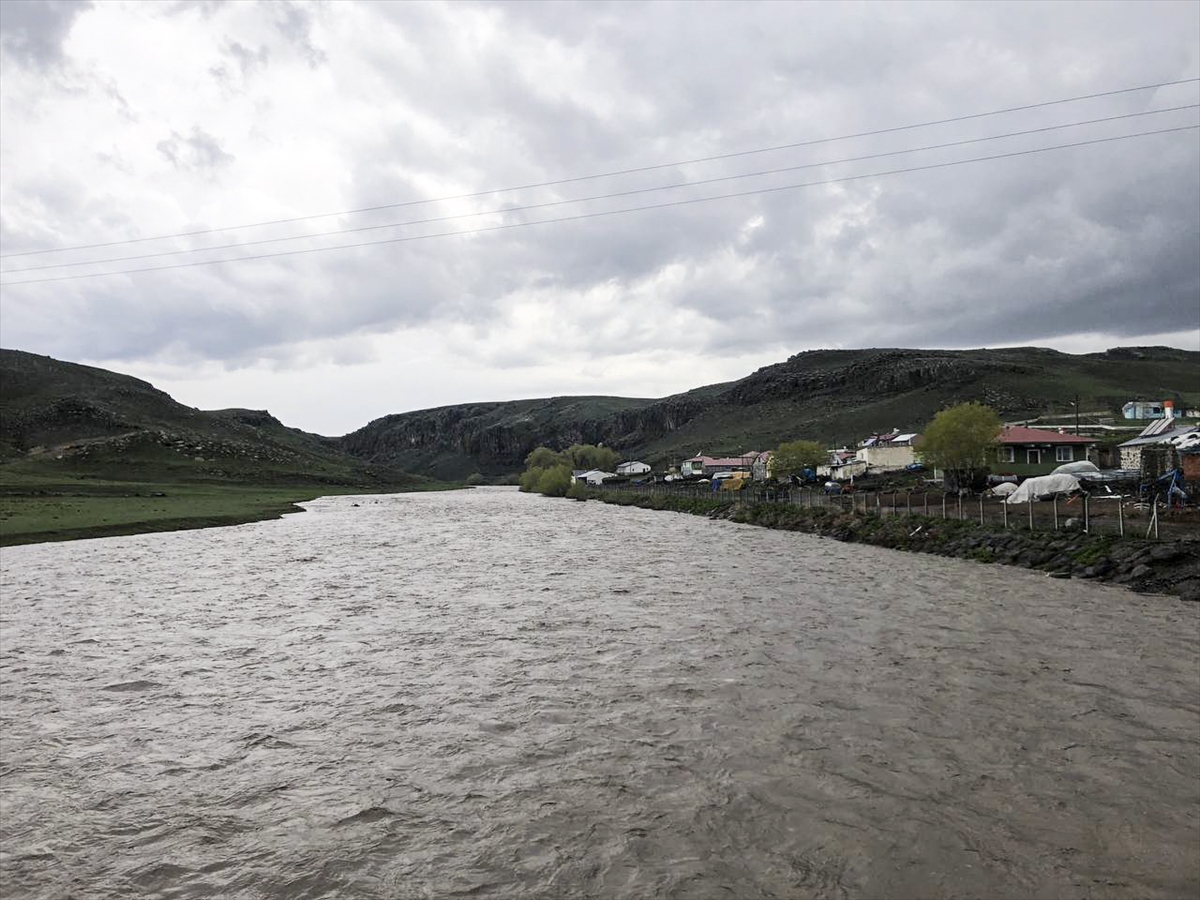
(0, 471), (458, 547)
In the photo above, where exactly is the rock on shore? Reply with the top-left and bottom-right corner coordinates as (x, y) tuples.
(591, 493), (1200, 602)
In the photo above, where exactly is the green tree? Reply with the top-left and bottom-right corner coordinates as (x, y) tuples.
(918, 402), (1001, 489)
(520, 444), (614, 496)
(563, 443), (619, 471)
(769, 440), (828, 479)
(525, 446), (565, 470)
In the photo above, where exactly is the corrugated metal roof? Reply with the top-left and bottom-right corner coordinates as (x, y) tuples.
(1119, 425), (1200, 448)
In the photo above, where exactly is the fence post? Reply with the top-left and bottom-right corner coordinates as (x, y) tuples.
(957, 494), (963, 520)
(924, 493), (929, 517)
(1083, 494), (1089, 534)
(907, 493), (912, 515)
(892, 492), (897, 516)
(1028, 499), (1033, 531)
(942, 495), (947, 519)
(978, 496), (984, 525)
(1002, 499), (1008, 529)
(1053, 496), (1058, 531)
(1118, 498), (1124, 538)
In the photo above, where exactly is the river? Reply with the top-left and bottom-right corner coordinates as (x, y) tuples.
(1, 487), (1197, 899)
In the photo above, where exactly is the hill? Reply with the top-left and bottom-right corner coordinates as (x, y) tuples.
(340, 346), (1200, 478)
(0, 349), (438, 545)
(0, 348), (427, 489)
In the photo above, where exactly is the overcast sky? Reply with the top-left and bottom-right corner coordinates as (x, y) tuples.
(1, 0), (1197, 435)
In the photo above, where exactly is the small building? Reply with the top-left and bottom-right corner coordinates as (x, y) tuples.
(570, 469), (616, 485)
(681, 454), (758, 478)
(1117, 425), (1200, 471)
(856, 431), (922, 471)
(751, 451), (773, 482)
(1122, 400), (1177, 420)
(616, 461), (651, 477)
(995, 426), (1096, 477)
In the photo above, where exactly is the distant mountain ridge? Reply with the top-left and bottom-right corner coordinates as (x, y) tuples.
(338, 346), (1200, 479)
(2, 345), (1196, 483)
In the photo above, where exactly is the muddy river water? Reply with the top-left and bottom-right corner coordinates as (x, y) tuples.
(1, 487), (1197, 899)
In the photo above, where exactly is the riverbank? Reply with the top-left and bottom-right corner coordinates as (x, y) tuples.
(587, 492), (1200, 602)
(0, 478), (461, 547)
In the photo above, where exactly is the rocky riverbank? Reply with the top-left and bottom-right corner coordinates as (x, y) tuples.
(588, 492), (1200, 602)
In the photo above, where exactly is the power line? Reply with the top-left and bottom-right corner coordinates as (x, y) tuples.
(2, 76), (1196, 260)
(3, 124), (1195, 287)
(4, 103), (1195, 274)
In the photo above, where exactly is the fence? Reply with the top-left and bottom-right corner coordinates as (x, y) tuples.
(598, 481), (1191, 541)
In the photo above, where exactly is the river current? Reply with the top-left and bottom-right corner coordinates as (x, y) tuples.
(1, 487), (1197, 899)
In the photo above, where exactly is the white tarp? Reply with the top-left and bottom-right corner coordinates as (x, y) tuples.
(1004, 473), (1082, 504)
(1051, 460), (1100, 476)
(990, 482), (1018, 497)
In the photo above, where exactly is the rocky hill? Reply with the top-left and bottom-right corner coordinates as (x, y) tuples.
(4, 345), (1195, 484)
(0, 349), (423, 488)
(340, 346), (1200, 478)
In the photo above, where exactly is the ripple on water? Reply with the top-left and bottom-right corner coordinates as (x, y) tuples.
(0, 487), (1197, 900)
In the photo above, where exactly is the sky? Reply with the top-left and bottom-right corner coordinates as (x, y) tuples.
(1, 0), (1198, 436)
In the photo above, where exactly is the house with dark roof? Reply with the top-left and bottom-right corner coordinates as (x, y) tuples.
(1117, 424), (1200, 470)
(994, 425), (1096, 477)
(680, 452), (763, 478)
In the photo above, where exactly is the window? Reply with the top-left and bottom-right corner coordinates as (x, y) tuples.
(1056, 446), (1074, 462)
(1026, 448), (1041, 465)
(999, 446), (1015, 463)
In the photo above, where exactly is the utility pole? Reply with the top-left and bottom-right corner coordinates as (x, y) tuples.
(1075, 394), (1080, 435)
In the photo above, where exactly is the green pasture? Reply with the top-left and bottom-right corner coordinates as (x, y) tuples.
(0, 470), (456, 547)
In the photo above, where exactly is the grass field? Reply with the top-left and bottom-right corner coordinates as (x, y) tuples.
(0, 471), (457, 547)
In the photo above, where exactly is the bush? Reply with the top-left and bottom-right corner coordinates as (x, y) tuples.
(465, 473), (485, 485)
(535, 465), (572, 497)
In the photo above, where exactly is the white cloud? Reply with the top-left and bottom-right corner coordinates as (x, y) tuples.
(2, 0), (1198, 434)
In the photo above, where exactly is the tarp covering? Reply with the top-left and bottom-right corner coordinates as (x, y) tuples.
(1051, 460), (1101, 476)
(1004, 473), (1082, 504)
(990, 482), (1019, 497)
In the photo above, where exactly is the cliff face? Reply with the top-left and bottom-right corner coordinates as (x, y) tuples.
(335, 346), (1200, 478)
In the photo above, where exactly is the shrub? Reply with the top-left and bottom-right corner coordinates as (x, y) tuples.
(535, 465), (572, 497)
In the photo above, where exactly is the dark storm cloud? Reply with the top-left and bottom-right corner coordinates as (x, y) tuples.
(0, 0), (91, 69)
(0, 0), (1196, 388)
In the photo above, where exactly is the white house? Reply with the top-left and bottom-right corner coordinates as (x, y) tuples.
(855, 431), (922, 471)
(571, 469), (617, 485)
(616, 461), (651, 476)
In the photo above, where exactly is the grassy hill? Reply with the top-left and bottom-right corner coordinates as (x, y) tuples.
(341, 346), (1200, 476)
(0, 349), (442, 545)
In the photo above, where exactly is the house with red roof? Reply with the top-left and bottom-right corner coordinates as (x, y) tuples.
(994, 425), (1096, 477)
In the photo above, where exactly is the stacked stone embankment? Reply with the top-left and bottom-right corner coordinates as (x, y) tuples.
(589, 493), (1200, 602)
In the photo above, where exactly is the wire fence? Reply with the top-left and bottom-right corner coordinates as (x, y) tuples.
(597, 481), (1197, 541)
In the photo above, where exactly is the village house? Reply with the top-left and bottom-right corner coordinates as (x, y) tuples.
(615, 460), (651, 477)
(994, 425), (1096, 477)
(750, 451), (773, 482)
(817, 449), (867, 482)
(680, 453), (761, 478)
(1117, 423), (1200, 471)
(570, 469), (616, 486)
(855, 430), (922, 471)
